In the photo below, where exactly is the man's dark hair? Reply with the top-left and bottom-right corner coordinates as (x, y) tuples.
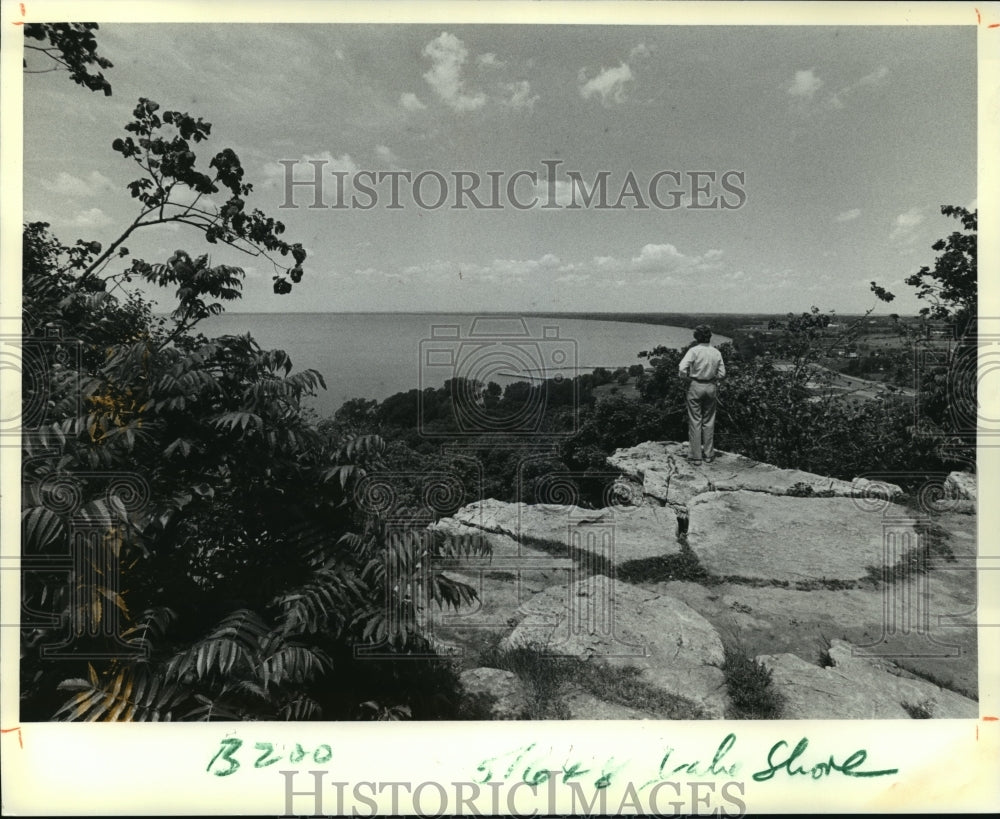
(693, 324), (713, 343)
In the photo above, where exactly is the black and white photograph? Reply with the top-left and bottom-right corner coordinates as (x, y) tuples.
(2, 1), (997, 814)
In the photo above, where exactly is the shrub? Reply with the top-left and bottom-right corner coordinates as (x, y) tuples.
(721, 643), (783, 719)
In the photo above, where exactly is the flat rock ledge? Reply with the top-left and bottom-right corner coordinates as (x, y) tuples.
(503, 575), (728, 718)
(608, 441), (902, 509)
(686, 490), (922, 584)
(434, 498), (681, 567)
(758, 639), (978, 719)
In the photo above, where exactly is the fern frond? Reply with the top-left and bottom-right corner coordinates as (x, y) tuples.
(181, 693), (244, 721)
(278, 696), (322, 720)
(21, 506), (66, 551)
(259, 643), (331, 690)
(274, 569), (357, 636)
(54, 665), (186, 722)
(165, 608), (268, 681)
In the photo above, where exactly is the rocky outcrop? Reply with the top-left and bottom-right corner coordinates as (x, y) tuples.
(435, 498), (681, 567)
(608, 441), (902, 509)
(427, 441), (977, 720)
(561, 689), (652, 720)
(758, 639), (978, 719)
(944, 470), (976, 502)
(686, 490), (920, 584)
(459, 668), (531, 719)
(504, 574), (728, 718)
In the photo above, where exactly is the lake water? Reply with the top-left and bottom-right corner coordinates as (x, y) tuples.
(196, 313), (720, 417)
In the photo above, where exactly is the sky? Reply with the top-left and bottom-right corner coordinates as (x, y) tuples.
(21, 22), (978, 315)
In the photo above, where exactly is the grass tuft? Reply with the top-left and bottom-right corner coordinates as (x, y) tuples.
(472, 634), (705, 719)
(720, 642), (783, 719)
(816, 633), (834, 668)
(901, 697), (935, 719)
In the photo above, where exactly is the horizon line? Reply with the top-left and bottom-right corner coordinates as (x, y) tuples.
(192, 309), (901, 317)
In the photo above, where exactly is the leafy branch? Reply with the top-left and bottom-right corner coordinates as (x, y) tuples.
(23, 23), (113, 95)
(75, 98), (307, 295)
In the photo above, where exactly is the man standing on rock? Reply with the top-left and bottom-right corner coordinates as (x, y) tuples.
(678, 324), (726, 465)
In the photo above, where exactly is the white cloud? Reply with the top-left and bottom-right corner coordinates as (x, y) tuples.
(484, 254), (562, 281)
(554, 272), (591, 284)
(532, 179), (576, 208)
(422, 32), (486, 112)
(579, 62), (634, 104)
(828, 65), (890, 109)
(503, 80), (539, 110)
(263, 150), (357, 179)
(586, 243), (724, 282)
(788, 69), (822, 99)
(23, 208), (50, 224)
(400, 92), (426, 111)
(858, 65), (890, 86)
(835, 208), (862, 223)
(323, 152), (358, 174)
(629, 243), (723, 275)
(375, 145), (400, 165)
(631, 243), (687, 270)
(890, 207), (924, 243)
(357, 243), (726, 292)
(477, 52), (506, 68)
(894, 208), (924, 228)
(40, 170), (114, 198)
(629, 43), (651, 60)
(166, 185), (207, 207)
(71, 207), (113, 228)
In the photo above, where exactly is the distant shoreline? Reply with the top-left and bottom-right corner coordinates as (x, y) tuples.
(209, 311), (859, 319)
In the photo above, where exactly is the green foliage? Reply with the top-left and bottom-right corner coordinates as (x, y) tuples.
(47, 97), (307, 295)
(23, 23), (113, 95)
(476, 643), (571, 719)
(900, 698), (935, 719)
(561, 394), (679, 471)
(715, 356), (937, 479)
(871, 205), (978, 466)
(20, 87), (474, 720)
(885, 206), (977, 332)
(22, 217), (477, 719)
(720, 642), (782, 719)
(473, 638), (705, 719)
